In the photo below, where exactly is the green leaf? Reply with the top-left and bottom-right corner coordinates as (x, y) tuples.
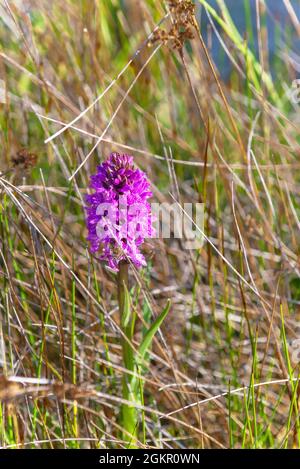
(138, 299), (171, 361)
(121, 283), (131, 329)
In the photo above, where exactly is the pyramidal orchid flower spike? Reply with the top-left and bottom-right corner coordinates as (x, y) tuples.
(85, 152), (154, 271)
(85, 152), (156, 446)
(85, 153), (170, 447)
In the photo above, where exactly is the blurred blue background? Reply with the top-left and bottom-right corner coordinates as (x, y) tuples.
(199, 0), (300, 79)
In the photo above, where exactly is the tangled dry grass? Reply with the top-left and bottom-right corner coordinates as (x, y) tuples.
(0, 0), (300, 449)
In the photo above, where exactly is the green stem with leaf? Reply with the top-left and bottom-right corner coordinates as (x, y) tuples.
(117, 260), (138, 447)
(117, 260), (171, 448)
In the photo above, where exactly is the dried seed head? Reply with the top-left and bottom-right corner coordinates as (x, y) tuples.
(12, 148), (38, 170)
(150, 0), (195, 50)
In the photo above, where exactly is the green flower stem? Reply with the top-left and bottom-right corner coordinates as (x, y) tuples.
(117, 260), (138, 448)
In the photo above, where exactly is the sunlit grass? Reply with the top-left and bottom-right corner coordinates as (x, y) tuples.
(0, 0), (299, 449)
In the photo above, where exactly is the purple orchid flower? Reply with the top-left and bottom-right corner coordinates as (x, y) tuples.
(85, 152), (154, 271)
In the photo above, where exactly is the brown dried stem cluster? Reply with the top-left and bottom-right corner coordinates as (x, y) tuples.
(151, 0), (196, 50)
